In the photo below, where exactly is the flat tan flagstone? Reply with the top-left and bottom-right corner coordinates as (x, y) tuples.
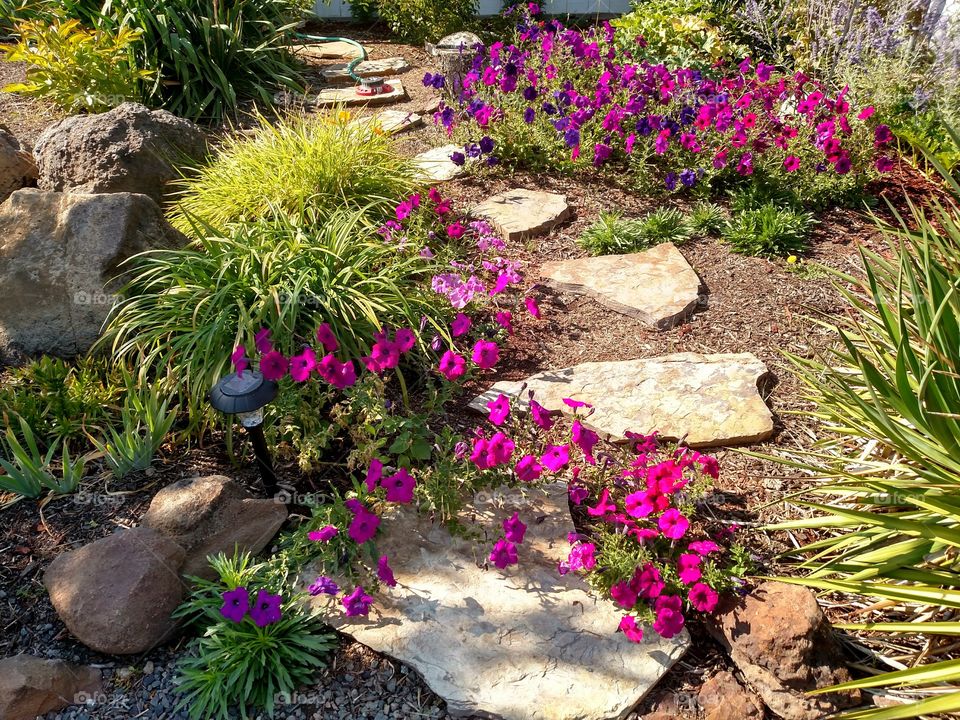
(303, 483), (689, 720)
(540, 243), (704, 329)
(320, 56), (412, 83)
(289, 41), (364, 61)
(313, 80), (408, 108)
(471, 189), (571, 242)
(469, 353), (774, 447)
(350, 109), (423, 135)
(413, 144), (467, 182)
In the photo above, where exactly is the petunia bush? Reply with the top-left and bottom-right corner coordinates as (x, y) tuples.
(428, 4), (895, 206)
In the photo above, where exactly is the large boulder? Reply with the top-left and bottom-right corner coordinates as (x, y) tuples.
(44, 527), (187, 655)
(0, 128), (37, 203)
(706, 581), (859, 719)
(33, 102), (207, 203)
(0, 188), (185, 359)
(142, 475), (288, 579)
(0, 655), (101, 720)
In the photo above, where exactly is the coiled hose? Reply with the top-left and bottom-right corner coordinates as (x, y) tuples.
(293, 33), (367, 82)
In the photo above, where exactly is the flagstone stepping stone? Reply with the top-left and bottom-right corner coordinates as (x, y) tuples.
(289, 41), (364, 61)
(469, 352), (774, 447)
(471, 188), (571, 242)
(351, 109), (423, 135)
(413, 144), (467, 182)
(540, 243), (703, 329)
(304, 483), (688, 720)
(313, 80), (408, 108)
(321, 56), (412, 83)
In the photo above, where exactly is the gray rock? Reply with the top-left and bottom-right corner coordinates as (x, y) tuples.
(0, 655), (101, 720)
(469, 353), (774, 447)
(540, 243), (704, 329)
(0, 128), (37, 203)
(34, 102), (207, 203)
(0, 189), (185, 359)
(44, 527), (186, 655)
(471, 189), (571, 242)
(413, 145), (467, 183)
(141, 475), (288, 580)
(305, 484), (689, 720)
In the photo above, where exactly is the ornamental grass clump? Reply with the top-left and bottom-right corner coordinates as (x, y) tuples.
(169, 111), (422, 233)
(431, 5), (893, 206)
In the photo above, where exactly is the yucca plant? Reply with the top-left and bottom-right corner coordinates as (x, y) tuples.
(100, 209), (450, 420)
(762, 126), (960, 717)
(168, 112), (421, 233)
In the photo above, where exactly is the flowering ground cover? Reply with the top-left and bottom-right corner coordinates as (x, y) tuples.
(1, 8), (959, 720)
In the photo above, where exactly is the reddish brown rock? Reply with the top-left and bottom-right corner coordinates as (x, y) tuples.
(0, 655), (101, 720)
(142, 475), (287, 579)
(698, 670), (764, 720)
(707, 581), (859, 720)
(44, 527), (186, 654)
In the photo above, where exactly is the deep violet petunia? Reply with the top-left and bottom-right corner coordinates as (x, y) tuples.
(249, 589), (283, 628)
(220, 586), (249, 623)
(348, 505), (381, 544)
(308, 576), (340, 596)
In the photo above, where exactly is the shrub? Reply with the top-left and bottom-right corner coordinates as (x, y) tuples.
(350, 0), (477, 44)
(174, 551), (336, 720)
(763, 128), (960, 718)
(2, 17), (153, 112)
(441, 6), (888, 206)
(721, 202), (815, 257)
(102, 209), (450, 418)
(168, 113), (421, 233)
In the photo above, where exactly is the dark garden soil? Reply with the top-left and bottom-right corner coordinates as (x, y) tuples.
(0, 28), (952, 720)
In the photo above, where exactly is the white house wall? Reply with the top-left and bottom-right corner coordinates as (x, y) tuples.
(312, 0), (634, 18)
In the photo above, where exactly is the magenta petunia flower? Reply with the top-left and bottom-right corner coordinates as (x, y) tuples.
(381, 468), (415, 504)
(220, 586), (249, 623)
(495, 310), (513, 335)
(315, 323), (339, 353)
(342, 585), (374, 616)
(858, 106), (875, 120)
(451, 312), (472, 337)
(658, 508), (689, 540)
(653, 594), (685, 638)
(688, 582), (719, 612)
(486, 393), (511, 426)
(688, 540), (720, 556)
(529, 399), (554, 430)
(472, 339), (500, 369)
(489, 538), (518, 569)
(438, 350), (467, 381)
(487, 432), (515, 466)
(254, 327), (272, 354)
(562, 397), (591, 409)
(308, 525), (338, 542)
(447, 221), (466, 239)
(289, 347), (317, 383)
(618, 615), (644, 643)
(515, 454), (543, 482)
(567, 542), (596, 571)
(308, 576), (340, 596)
(231, 345), (248, 378)
(875, 156), (894, 172)
(394, 328), (416, 352)
(783, 155), (800, 172)
(568, 484), (589, 505)
(377, 555), (397, 587)
(260, 350), (289, 381)
(624, 490), (655, 518)
(571, 420), (599, 464)
(503, 512), (527, 543)
(587, 487), (616, 517)
(541, 444), (570, 472)
(630, 563), (664, 599)
(524, 296), (541, 319)
(365, 458), (383, 492)
(249, 589), (283, 628)
(610, 580), (638, 609)
(677, 553), (702, 584)
(348, 505), (381, 544)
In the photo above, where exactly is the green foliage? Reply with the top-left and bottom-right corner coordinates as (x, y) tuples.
(101, 210), (449, 419)
(174, 551), (336, 720)
(0, 419), (87, 500)
(612, 0), (747, 70)
(578, 208), (693, 256)
(760, 128), (960, 718)
(721, 201), (816, 257)
(0, 356), (126, 452)
(2, 16), (153, 112)
(92, 383), (177, 478)
(351, 0), (477, 44)
(58, 0), (304, 122)
(169, 113), (420, 233)
(688, 201), (726, 235)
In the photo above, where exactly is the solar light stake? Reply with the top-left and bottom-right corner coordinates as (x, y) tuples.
(209, 371), (280, 499)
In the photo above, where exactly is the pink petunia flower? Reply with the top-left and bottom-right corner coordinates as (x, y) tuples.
(541, 444), (570, 472)
(688, 540), (720, 556)
(438, 350), (467, 381)
(688, 582), (720, 612)
(316, 323), (339, 353)
(308, 525), (338, 542)
(618, 615), (644, 643)
(515, 454), (543, 482)
(630, 563), (664, 599)
(524, 296), (541, 319)
(587, 488), (616, 517)
(489, 538), (518, 569)
(348, 505), (381, 544)
(677, 553), (702, 584)
(610, 581), (638, 609)
(530, 399), (554, 431)
(289, 347), (317, 383)
(365, 458), (383, 492)
(567, 542), (596, 571)
(571, 420), (599, 464)
(231, 345), (248, 377)
(653, 594), (685, 638)
(486, 393), (511, 425)
(381, 468), (415, 504)
(495, 310), (513, 335)
(254, 327), (273, 354)
(658, 508), (689, 540)
(342, 585), (374, 616)
(472, 339), (500, 369)
(260, 350), (289, 381)
(503, 512), (527, 543)
(451, 313), (472, 337)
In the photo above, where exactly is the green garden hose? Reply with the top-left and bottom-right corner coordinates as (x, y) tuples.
(293, 33), (367, 82)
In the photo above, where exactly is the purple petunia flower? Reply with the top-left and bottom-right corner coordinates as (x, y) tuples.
(220, 586), (249, 623)
(308, 576), (340, 596)
(248, 589), (283, 627)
